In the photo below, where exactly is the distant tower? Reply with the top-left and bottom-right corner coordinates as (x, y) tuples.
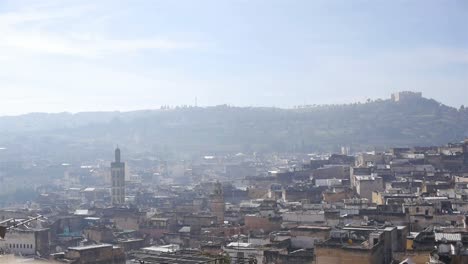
(210, 181), (225, 225)
(111, 147), (125, 206)
(464, 138), (468, 166)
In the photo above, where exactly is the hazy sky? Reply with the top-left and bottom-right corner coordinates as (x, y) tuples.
(0, 0), (466, 115)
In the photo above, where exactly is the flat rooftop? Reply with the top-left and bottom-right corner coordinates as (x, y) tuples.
(130, 250), (219, 264)
(68, 244), (113, 251)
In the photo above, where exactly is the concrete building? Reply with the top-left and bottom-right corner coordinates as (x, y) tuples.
(128, 248), (223, 263)
(354, 175), (384, 201)
(282, 211), (326, 225)
(244, 214), (282, 233)
(64, 244), (125, 264)
(290, 225), (331, 249)
(315, 230), (386, 264)
(0, 227), (49, 257)
(391, 91), (423, 102)
(223, 242), (264, 264)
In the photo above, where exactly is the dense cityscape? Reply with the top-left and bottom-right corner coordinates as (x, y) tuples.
(0, 92), (467, 263)
(0, 1), (466, 263)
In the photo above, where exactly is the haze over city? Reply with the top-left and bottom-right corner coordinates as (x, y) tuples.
(1, 1), (468, 264)
(0, 0), (467, 115)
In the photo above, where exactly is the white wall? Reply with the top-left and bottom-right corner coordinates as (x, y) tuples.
(0, 229), (36, 255)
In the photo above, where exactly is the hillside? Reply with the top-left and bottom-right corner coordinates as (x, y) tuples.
(0, 95), (467, 161)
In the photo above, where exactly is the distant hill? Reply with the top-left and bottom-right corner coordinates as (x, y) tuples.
(0, 94), (467, 161)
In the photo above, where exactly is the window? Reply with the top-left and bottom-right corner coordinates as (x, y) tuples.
(416, 207), (419, 213)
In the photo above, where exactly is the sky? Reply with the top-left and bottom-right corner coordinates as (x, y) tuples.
(0, 0), (467, 115)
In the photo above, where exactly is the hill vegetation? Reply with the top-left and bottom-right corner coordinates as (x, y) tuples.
(0, 95), (467, 160)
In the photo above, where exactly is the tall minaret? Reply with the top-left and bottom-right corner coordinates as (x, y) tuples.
(111, 147), (125, 206)
(210, 181), (225, 225)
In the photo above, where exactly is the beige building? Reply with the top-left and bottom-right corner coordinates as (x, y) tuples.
(391, 91), (422, 102)
(64, 244), (125, 264)
(354, 175), (384, 201)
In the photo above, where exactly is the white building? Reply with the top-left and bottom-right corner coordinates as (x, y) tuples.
(223, 242), (264, 264)
(0, 228), (49, 256)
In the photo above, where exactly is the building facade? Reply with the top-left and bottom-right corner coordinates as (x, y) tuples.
(0, 228), (49, 257)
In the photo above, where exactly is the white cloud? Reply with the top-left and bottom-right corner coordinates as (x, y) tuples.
(0, 2), (203, 58)
(0, 31), (202, 58)
(0, 1), (212, 114)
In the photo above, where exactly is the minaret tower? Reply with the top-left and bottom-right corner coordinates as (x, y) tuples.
(210, 181), (225, 225)
(111, 147), (125, 206)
